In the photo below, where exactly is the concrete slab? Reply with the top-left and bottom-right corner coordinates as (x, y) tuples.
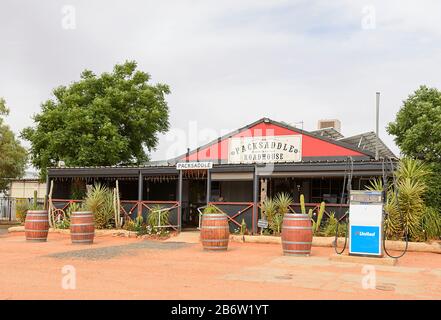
(329, 254), (397, 266)
(165, 231), (200, 244)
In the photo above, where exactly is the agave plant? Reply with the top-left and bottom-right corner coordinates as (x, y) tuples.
(261, 198), (277, 221)
(396, 158), (430, 181)
(274, 192), (294, 215)
(85, 183), (115, 229)
(365, 158), (432, 241)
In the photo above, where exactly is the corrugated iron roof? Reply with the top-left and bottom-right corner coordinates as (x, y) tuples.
(339, 132), (396, 159)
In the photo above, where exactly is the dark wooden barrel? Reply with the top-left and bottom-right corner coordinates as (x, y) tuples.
(200, 214), (229, 251)
(25, 210), (49, 242)
(70, 211), (95, 244)
(281, 213), (313, 256)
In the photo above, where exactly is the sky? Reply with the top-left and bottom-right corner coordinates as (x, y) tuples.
(1, 0), (441, 163)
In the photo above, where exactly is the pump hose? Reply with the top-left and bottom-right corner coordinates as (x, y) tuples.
(334, 156), (353, 255)
(382, 156), (409, 259)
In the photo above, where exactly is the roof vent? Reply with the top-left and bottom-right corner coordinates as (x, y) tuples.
(317, 119), (341, 133)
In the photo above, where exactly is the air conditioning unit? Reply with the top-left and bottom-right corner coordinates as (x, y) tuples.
(317, 119), (341, 132)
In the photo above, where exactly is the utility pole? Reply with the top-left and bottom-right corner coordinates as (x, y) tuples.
(375, 92), (380, 160)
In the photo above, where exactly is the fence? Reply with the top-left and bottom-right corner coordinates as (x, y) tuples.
(1, 197), (46, 222)
(120, 200), (181, 231)
(198, 202), (256, 233)
(0, 197), (14, 221)
(50, 199), (181, 230)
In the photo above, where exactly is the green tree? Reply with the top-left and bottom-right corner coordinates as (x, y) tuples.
(387, 85), (441, 213)
(21, 61), (170, 177)
(387, 85), (441, 162)
(0, 98), (28, 192)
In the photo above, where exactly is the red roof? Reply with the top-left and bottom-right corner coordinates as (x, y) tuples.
(179, 118), (370, 162)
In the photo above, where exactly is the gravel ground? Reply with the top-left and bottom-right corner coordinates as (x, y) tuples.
(1, 232), (441, 299)
(47, 241), (192, 260)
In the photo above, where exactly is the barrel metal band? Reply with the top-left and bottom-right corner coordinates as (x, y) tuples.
(282, 241), (312, 245)
(283, 249), (311, 253)
(25, 229), (49, 233)
(25, 220), (49, 223)
(72, 239), (94, 243)
(204, 246), (228, 250)
(26, 214), (48, 217)
(201, 239), (229, 242)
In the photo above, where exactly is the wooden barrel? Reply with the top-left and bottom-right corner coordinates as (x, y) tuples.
(281, 213), (313, 256)
(200, 214), (229, 251)
(25, 210), (49, 242)
(70, 211), (95, 244)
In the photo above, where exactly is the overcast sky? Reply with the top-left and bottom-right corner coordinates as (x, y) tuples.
(1, 0), (441, 162)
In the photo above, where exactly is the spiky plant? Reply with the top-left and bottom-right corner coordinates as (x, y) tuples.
(85, 183), (115, 229)
(397, 178), (426, 241)
(366, 178), (384, 192)
(261, 198), (277, 221)
(396, 158), (430, 181)
(274, 192), (293, 215)
(365, 158), (433, 242)
(148, 205), (170, 232)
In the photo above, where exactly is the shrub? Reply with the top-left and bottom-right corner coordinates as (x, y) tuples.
(322, 213), (347, 237)
(203, 204), (223, 214)
(421, 207), (441, 240)
(16, 200), (29, 223)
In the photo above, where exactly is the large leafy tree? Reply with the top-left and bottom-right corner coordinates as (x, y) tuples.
(387, 85), (441, 213)
(22, 61), (170, 177)
(0, 98), (28, 192)
(387, 85), (441, 162)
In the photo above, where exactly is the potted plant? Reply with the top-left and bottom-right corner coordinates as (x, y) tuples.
(200, 204), (229, 251)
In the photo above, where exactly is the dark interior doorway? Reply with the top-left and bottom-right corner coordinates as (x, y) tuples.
(182, 179), (207, 229)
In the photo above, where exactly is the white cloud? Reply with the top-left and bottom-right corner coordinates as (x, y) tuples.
(1, 0), (441, 161)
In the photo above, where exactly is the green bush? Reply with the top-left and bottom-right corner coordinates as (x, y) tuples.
(322, 213), (347, 237)
(16, 200), (29, 223)
(203, 204), (223, 214)
(421, 207), (441, 240)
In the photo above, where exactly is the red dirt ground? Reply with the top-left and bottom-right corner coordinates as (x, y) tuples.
(0, 231), (440, 300)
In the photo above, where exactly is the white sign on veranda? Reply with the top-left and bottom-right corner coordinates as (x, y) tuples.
(176, 162), (214, 170)
(228, 135), (302, 164)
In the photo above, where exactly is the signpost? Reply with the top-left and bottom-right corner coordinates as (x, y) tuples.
(258, 219), (269, 235)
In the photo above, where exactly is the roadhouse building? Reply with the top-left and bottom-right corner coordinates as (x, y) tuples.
(47, 118), (396, 233)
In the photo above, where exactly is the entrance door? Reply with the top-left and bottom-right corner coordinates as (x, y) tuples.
(182, 179), (207, 229)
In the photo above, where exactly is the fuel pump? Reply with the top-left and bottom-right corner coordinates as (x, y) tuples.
(333, 156), (408, 259)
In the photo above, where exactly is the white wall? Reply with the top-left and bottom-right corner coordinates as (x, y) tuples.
(9, 180), (47, 199)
